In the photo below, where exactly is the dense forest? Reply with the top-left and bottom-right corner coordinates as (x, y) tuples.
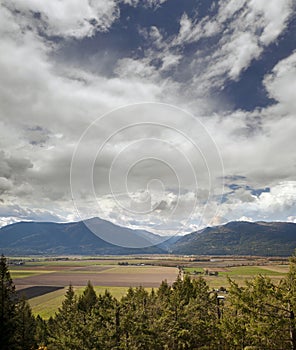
(1, 254), (296, 350)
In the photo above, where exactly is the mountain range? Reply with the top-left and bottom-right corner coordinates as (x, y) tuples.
(0, 217), (168, 256)
(0, 218), (296, 256)
(172, 221), (296, 256)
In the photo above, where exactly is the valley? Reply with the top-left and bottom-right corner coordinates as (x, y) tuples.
(10, 255), (289, 319)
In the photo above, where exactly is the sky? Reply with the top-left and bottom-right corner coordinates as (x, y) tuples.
(0, 0), (296, 238)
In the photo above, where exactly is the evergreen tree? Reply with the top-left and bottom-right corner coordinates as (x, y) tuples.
(35, 314), (49, 347)
(156, 275), (220, 350)
(0, 254), (18, 349)
(157, 279), (171, 305)
(280, 252), (296, 350)
(87, 290), (119, 349)
(120, 286), (158, 349)
(48, 284), (83, 349)
(78, 280), (97, 313)
(221, 275), (290, 349)
(188, 277), (221, 348)
(14, 296), (36, 350)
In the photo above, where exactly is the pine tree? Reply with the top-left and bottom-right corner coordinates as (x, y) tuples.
(280, 252), (296, 350)
(48, 284), (83, 349)
(14, 297), (36, 350)
(35, 314), (49, 347)
(156, 275), (220, 350)
(221, 275), (290, 349)
(0, 254), (18, 349)
(120, 286), (158, 349)
(78, 280), (97, 313)
(87, 290), (118, 349)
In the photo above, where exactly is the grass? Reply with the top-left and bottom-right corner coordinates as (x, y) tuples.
(29, 288), (68, 319)
(30, 286), (133, 319)
(93, 286), (131, 299)
(11, 270), (54, 279)
(198, 275), (286, 290)
(219, 266), (285, 276)
(190, 265), (288, 289)
(24, 260), (108, 267)
(59, 268), (113, 274)
(105, 266), (174, 274)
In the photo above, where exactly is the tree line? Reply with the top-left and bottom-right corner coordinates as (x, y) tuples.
(1, 253), (296, 349)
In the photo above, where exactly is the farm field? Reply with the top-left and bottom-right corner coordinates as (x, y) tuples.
(204, 267), (287, 289)
(13, 265), (178, 288)
(186, 264), (289, 289)
(10, 255), (289, 319)
(27, 286), (131, 319)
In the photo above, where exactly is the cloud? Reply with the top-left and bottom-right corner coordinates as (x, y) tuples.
(216, 32), (262, 81)
(264, 51), (296, 112)
(169, 0), (295, 93)
(0, 204), (67, 227)
(0, 0), (295, 233)
(219, 181), (296, 223)
(116, 0), (294, 108)
(248, 0), (294, 45)
(3, 0), (119, 38)
(0, 151), (33, 181)
(0, 177), (13, 196)
(123, 0), (168, 9)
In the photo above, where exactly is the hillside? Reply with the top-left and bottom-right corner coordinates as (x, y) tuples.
(171, 221), (296, 256)
(1, 219), (296, 256)
(0, 218), (167, 255)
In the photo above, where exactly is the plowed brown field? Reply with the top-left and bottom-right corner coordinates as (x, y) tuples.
(15, 265), (179, 288)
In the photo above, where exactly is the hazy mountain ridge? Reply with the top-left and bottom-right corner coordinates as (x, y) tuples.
(0, 219), (167, 255)
(0, 219), (296, 256)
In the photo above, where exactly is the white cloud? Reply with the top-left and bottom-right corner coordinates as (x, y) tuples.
(211, 32), (262, 81)
(0, 3), (169, 227)
(0, 204), (68, 227)
(217, 182), (296, 223)
(249, 0), (294, 45)
(122, 0), (168, 8)
(257, 182), (296, 212)
(264, 51), (296, 112)
(0, 0), (295, 233)
(161, 53), (182, 71)
(173, 0), (294, 92)
(216, 0), (248, 23)
(121, 0), (293, 101)
(144, 0), (168, 9)
(174, 13), (200, 45)
(288, 216), (296, 223)
(115, 57), (158, 80)
(4, 0), (119, 38)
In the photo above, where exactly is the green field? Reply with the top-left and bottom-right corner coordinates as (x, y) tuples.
(30, 286), (132, 319)
(11, 270), (54, 279)
(219, 266), (285, 276)
(29, 288), (68, 319)
(197, 265), (288, 289)
(24, 260), (112, 267)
